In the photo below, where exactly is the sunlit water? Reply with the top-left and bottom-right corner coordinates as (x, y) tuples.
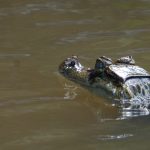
(0, 0), (150, 150)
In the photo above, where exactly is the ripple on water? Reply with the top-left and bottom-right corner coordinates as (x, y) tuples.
(57, 31), (123, 44)
(0, 2), (80, 16)
(0, 83), (77, 108)
(57, 29), (150, 44)
(35, 19), (100, 27)
(97, 134), (133, 141)
(0, 53), (31, 59)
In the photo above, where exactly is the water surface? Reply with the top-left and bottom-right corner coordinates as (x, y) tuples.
(0, 0), (150, 150)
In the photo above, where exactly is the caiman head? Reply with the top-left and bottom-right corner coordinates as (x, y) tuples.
(59, 56), (84, 75)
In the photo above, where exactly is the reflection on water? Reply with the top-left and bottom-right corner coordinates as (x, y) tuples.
(0, 0), (150, 149)
(64, 83), (78, 100)
(64, 82), (150, 120)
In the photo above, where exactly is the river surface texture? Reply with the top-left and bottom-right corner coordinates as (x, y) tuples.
(0, 0), (150, 150)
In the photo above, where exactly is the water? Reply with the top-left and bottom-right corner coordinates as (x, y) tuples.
(0, 0), (150, 149)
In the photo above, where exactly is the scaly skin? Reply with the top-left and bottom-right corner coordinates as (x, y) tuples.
(58, 56), (150, 116)
(59, 59), (133, 100)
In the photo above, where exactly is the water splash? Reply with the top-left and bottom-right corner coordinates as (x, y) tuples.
(120, 78), (150, 118)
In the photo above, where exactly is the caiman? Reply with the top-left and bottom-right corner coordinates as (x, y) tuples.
(59, 55), (150, 111)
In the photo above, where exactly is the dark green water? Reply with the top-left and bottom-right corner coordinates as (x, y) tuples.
(0, 0), (150, 149)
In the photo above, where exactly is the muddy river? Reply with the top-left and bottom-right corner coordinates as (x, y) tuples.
(0, 0), (150, 150)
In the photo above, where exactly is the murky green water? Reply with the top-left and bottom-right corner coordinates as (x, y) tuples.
(0, 0), (150, 149)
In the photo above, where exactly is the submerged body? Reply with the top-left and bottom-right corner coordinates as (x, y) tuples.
(59, 56), (150, 112)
